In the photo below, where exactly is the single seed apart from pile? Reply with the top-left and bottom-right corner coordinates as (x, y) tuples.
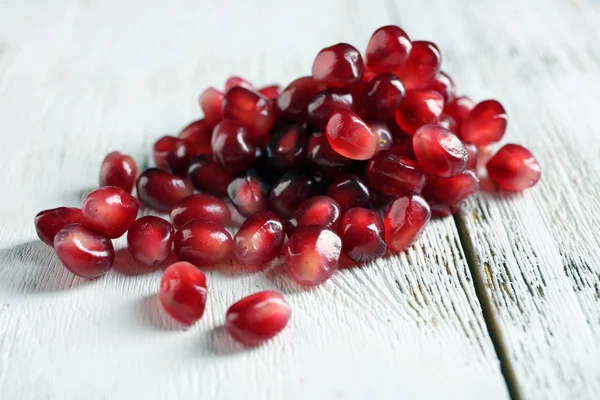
(160, 261), (208, 325)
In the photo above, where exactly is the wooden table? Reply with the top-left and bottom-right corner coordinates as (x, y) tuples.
(1, 0), (599, 399)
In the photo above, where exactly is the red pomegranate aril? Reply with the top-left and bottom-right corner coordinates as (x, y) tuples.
(222, 86), (275, 137)
(424, 71), (456, 104)
(368, 121), (393, 152)
(187, 156), (234, 198)
(160, 261), (207, 325)
(166, 138), (197, 177)
(54, 223), (114, 279)
(326, 109), (378, 160)
(199, 87), (224, 126)
(422, 170), (480, 217)
(326, 174), (370, 212)
(389, 137), (416, 160)
(265, 123), (307, 170)
(137, 168), (194, 212)
(438, 114), (457, 133)
(365, 25), (412, 73)
(174, 219), (232, 267)
(286, 225), (341, 286)
(170, 194), (231, 229)
(127, 216), (174, 266)
(360, 73), (406, 120)
(461, 100), (507, 145)
(227, 171), (270, 217)
(306, 89), (355, 129)
(269, 171), (319, 219)
(35, 207), (83, 246)
(339, 207), (386, 262)
(225, 76), (254, 91)
(444, 96), (475, 133)
(465, 144), (478, 170)
(211, 119), (258, 173)
(394, 89), (445, 135)
(306, 131), (351, 180)
(367, 151), (427, 195)
(258, 84), (281, 100)
(233, 211), (285, 266)
(286, 195), (341, 236)
(394, 41), (442, 90)
(384, 195), (431, 252)
(153, 136), (178, 170)
(179, 119), (213, 155)
(226, 291), (291, 346)
(82, 186), (139, 238)
(413, 124), (468, 177)
(276, 77), (327, 121)
(486, 144), (541, 192)
(99, 151), (138, 193)
(312, 43), (364, 88)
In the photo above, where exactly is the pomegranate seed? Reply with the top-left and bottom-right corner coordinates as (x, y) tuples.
(460, 100), (507, 145)
(413, 124), (468, 177)
(211, 120), (258, 173)
(388, 137), (416, 160)
(198, 87), (224, 126)
(179, 119), (213, 155)
(166, 137), (197, 177)
(170, 194), (231, 229)
(82, 186), (139, 238)
(394, 41), (441, 90)
(306, 89), (355, 129)
(174, 219), (232, 267)
(326, 110), (378, 160)
(312, 43), (364, 88)
(276, 77), (327, 121)
(227, 170), (270, 217)
(365, 25), (412, 73)
(153, 136), (178, 170)
(225, 76), (253, 91)
(424, 71), (456, 104)
(35, 207), (83, 246)
(394, 89), (445, 135)
(384, 195), (431, 252)
(258, 84), (281, 100)
(367, 151), (427, 195)
(233, 211), (285, 266)
(486, 144), (541, 192)
(160, 261), (207, 325)
(265, 123), (307, 170)
(286, 195), (342, 236)
(422, 170), (480, 217)
(137, 168), (194, 212)
(326, 174), (370, 211)
(444, 96), (475, 134)
(54, 224), (114, 279)
(339, 207), (386, 262)
(465, 144), (478, 170)
(368, 121), (394, 152)
(127, 216), (174, 266)
(269, 172), (319, 219)
(222, 86), (275, 137)
(226, 291), (291, 346)
(286, 225), (341, 286)
(438, 114), (457, 133)
(360, 73), (406, 120)
(306, 131), (351, 180)
(99, 151), (138, 193)
(187, 156), (234, 198)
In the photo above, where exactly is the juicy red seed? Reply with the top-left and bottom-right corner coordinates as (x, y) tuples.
(306, 131), (351, 180)
(225, 76), (254, 91)
(286, 225), (341, 286)
(137, 168), (194, 212)
(276, 76), (327, 121)
(326, 174), (370, 212)
(153, 136), (178, 170)
(222, 86), (275, 137)
(99, 151), (138, 193)
(360, 73), (406, 120)
(486, 144), (541, 192)
(394, 41), (442, 90)
(438, 114), (457, 133)
(127, 216), (174, 266)
(166, 138), (197, 177)
(444, 96), (475, 133)
(339, 207), (386, 262)
(170, 194), (231, 229)
(286, 195), (342, 236)
(424, 71), (456, 104)
(269, 171), (319, 219)
(413, 124), (468, 177)
(198, 87), (224, 126)
(394, 89), (445, 135)
(384, 195), (431, 252)
(365, 25), (412, 73)
(187, 156), (234, 198)
(465, 144), (478, 170)
(227, 171), (270, 217)
(174, 219), (232, 267)
(460, 100), (507, 145)
(422, 170), (480, 217)
(388, 137), (416, 160)
(54, 224), (114, 279)
(326, 110), (378, 160)
(306, 89), (355, 129)
(211, 119), (258, 173)
(35, 207), (83, 246)
(82, 186), (139, 239)
(367, 121), (394, 152)
(179, 119), (213, 155)
(258, 84), (281, 100)
(265, 123), (307, 170)
(160, 261), (207, 325)
(226, 291), (291, 346)
(312, 43), (365, 88)
(233, 211), (285, 266)
(367, 151), (427, 195)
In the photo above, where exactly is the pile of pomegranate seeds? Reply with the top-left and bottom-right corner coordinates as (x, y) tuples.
(34, 25), (542, 346)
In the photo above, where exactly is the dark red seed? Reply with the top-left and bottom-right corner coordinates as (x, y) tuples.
(413, 124), (468, 177)
(160, 261), (207, 324)
(269, 172), (318, 219)
(54, 224), (114, 279)
(384, 195), (431, 252)
(365, 25), (412, 73)
(153, 136), (178, 170)
(225, 76), (253, 91)
(465, 144), (478, 170)
(306, 89), (355, 129)
(422, 170), (480, 217)
(326, 174), (370, 212)
(360, 73), (406, 120)
(211, 120), (258, 174)
(179, 119), (213, 155)
(265, 123), (307, 170)
(99, 151), (138, 193)
(438, 114), (457, 133)
(306, 131), (351, 180)
(82, 186), (139, 238)
(35, 207), (83, 246)
(312, 43), (364, 88)
(222, 86), (275, 138)
(276, 77), (327, 121)
(339, 207), (386, 262)
(227, 171), (270, 217)
(286, 195), (341, 236)
(394, 41), (442, 90)
(174, 219), (232, 267)
(166, 138), (197, 177)
(198, 87), (224, 126)
(394, 89), (445, 135)
(424, 71), (455, 104)
(127, 216), (174, 266)
(137, 168), (194, 212)
(367, 151), (427, 195)
(460, 100), (507, 145)
(388, 137), (416, 160)
(187, 156), (234, 198)
(326, 109), (378, 160)
(444, 96), (475, 134)
(233, 211), (284, 266)
(258, 84), (281, 100)
(367, 121), (394, 152)
(170, 194), (231, 229)
(486, 144), (541, 192)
